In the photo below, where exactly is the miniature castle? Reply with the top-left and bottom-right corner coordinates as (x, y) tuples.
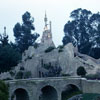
(0, 13), (100, 79)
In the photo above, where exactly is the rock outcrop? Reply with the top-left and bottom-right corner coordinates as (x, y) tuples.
(12, 43), (100, 78)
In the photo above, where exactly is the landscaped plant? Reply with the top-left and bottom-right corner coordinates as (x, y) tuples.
(57, 45), (64, 52)
(15, 71), (23, 79)
(45, 46), (55, 53)
(44, 65), (62, 77)
(0, 80), (9, 100)
(85, 73), (100, 80)
(24, 71), (32, 79)
(33, 43), (39, 49)
(9, 70), (15, 77)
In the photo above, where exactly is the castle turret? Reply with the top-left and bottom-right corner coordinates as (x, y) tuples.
(41, 12), (54, 47)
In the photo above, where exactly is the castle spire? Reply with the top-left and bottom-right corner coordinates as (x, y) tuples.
(44, 11), (48, 28)
(3, 26), (7, 37)
(49, 21), (52, 33)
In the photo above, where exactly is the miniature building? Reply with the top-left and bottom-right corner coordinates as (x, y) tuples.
(41, 12), (55, 47)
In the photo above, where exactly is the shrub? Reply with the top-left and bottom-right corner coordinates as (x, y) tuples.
(24, 71), (32, 79)
(33, 43), (39, 49)
(45, 46), (55, 53)
(0, 80), (9, 100)
(61, 73), (71, 76)
(57, 45), (64, 49)
(9, 71), (15, 76)
(58, 45), (64, 53)
(96, 96), (100, 100)
(44, 66), (62, 77)
(77, 66), (86, 77)
(58, 49), (63, 52)
(43, 63), (51, 70)
(15, 71), (23, 79)
(3, 78), (12, 80)
(20, 67), (25, 71)
(86, 74), (100, 80)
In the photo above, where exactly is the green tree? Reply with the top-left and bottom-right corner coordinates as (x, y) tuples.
(0, 80), (9, 100)
(63, 8), (100, 59)
(0, 29), (21, 73)
(0, 45), (21, 73)
(77, 66), (86, 77)
(13, 11), (39, 53)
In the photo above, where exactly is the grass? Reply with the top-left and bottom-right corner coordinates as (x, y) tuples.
(62, 90), (82, 100)
(82, 93), (100, 100)
(62, 92), (100, 100)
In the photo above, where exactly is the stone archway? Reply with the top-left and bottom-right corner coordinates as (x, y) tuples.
(61, 84), (82, 100)
(11, 88), (29, 100)
(39, 85), (58, 100)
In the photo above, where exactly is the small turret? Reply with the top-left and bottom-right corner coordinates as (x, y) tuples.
(44, 11), (48, 28)
(49, 21), (52, 33)
(3, 27), (7, 38)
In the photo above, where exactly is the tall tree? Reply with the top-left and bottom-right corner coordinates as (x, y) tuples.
(0, 28), (21, 73)
(0, 45), (21, 73)
(63, 8), (100, 59)
(13, 11), (39, 53)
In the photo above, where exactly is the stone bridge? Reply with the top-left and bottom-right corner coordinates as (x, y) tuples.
(7, 77), (100, 100)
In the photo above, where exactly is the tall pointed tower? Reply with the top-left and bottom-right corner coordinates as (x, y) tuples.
(41, 12), (55, 47)
(41, 12), (52, 43)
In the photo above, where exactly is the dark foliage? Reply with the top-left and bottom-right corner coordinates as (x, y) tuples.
(13, 11), (39, 53)
(15, 71), (32, 79)
(33, 43), (39, 49)
(44, 63), (62, 77)
(45, 46), (55, 53)
(0, 45), (21, 73)
(85, 73), (100, 80)
(0, 80), (9, 100)
(57, 45), (64, 52)
(63, 8), (100, 59)
(0, 33), (21, 73)
(15, 71), (23, 79)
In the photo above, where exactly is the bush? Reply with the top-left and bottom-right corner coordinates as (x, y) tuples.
(61, 73), (71, 76)
(44, 66), (62, 77)
(33, 43), (39, 49)
(0, 80), (9, 100)
(58, 49), (63, 52)
(77, 66), (86, 77)
(20, 67), (25, 71)
(24, 71), (32, 79)
(43, 63), (51, 70)
(86, 74), (100, 80)
(58, 45), (64, 52)
(96, 96), (100, 100)
(57, 45), (64, 49)
(9, 71), (15, 77)
(15, 71), (23, 79)
(45, 46), (55, 53)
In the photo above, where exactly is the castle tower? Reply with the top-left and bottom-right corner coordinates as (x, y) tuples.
(41, 12), (53, 43)
(3, 27), (7, 38)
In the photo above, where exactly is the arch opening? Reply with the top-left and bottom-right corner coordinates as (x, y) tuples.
(11, 88), (29, 100)
(61, 84), (82, 100)
(39, 85), (58, 100)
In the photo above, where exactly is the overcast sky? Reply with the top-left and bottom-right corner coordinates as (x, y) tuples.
(0, 0), (100, 46)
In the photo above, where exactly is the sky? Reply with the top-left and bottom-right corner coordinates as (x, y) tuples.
(0, 0), (100, 46)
